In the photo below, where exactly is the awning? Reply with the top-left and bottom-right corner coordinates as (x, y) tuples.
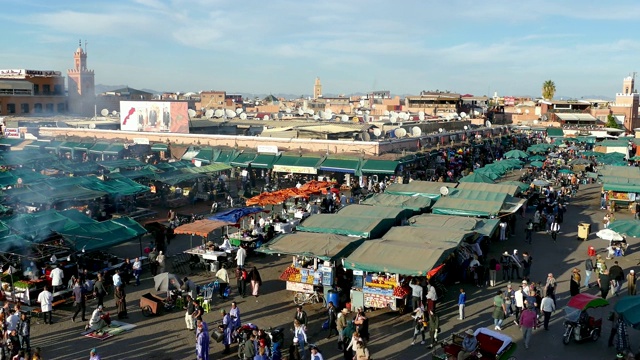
(319, 158), (361, 174)
(74, 143), (94, 152)
(181, 148), (200, 161)
(151, 143), (168, 152)
(546, 127), (564, 137)
(193, 147), (215, 163)
(603, 183), (640, 193)
(0, 138), (25, 148)
(213, 149), (238, 164)
(44, 141), (63, 151)
(173, 219), (229, 237)
(272, 156), (322, 174)
(88, 142), (111, 154)
(103, 143), (125, 155)
(250, 154), (278, 169)
(257, 232), (364, 261)
(23, 141), (50, 150)
(230, 152), (257, 167)
(359, 159), (399, 175)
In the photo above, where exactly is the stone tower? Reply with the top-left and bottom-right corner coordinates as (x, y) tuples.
(622, 75), (635, 95)
(313, 77), (322, 99)
(67, 40), (96, 116)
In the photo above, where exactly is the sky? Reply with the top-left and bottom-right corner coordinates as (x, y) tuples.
(2, 0), (640, 98)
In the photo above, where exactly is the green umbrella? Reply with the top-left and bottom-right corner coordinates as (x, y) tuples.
(459, 172), (495, 184)
(581, 151), (603, 157)
(615, 296), (640, 329)
(558, 169), (573, 174)
(608, 220), (640, 238)
(569, 158), (591, 165)
(530, 161), (544, 168)
(473, 168), (501, 180)
(529, 155), (546, 161)
(503, 150), (529, 159)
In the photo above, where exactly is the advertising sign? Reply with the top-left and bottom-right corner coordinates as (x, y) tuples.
(286, 281), (314, 293)
(4, 128), (20, 138)
(120, 101), (189, 134)
(272, 165), (318, 174)
(363, 293), (397, 310)
(503, 96), (516, 106)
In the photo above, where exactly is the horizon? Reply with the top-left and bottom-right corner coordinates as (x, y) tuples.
(2, 0), (639, 98)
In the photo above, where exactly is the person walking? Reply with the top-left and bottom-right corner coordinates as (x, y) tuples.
(157, 251), (166, 273)
(627, 270), (636, 295)
(293, 319), (307, 360)
(540, 293), (555, 330)
(609, 261), (624, 296)
(18, 312), (30, 355)
(235, 267), (247, 298)
(220, 309), (232, 355)
(600, 269), (611, 299)
(71, 279), (88, 323)
(488, 257), (498, 287)
(550, 220), (560, 242)
(492, 290), (506, 331)
(596, 255), (607, 288)
(457, 288), (466, 320)
(500, 252), (512, 281)
(37, 286), (53, 325)
(115, 284), (128, 319)
(521, 252), (532, 280)
(409, 279), (423, 311)
(545, 273), (557, 306)
(525, 220), (533, 244)
(504, 284), (515, 317)
(499, 220), (507, 241)
(514, 285), (524, 326)
(294, 306), (308, 329)
(584, 256), (594, 288)
(195, 320), (210, 360)
(249, 266), (262, 299)
(427, 310), (440, 350)
(326, 302), (338, 339)
(184, 295), (195, 330)
(148, 248), (158, 276)
(132, 257), (142, 286)
(570, 268), (581, 297)
(215, 265), (230, 299)
(520, 305), (537, 349)
(337, 308), (348, 350)
(236, 245), (247, 269)
(410, 306), (426, 345)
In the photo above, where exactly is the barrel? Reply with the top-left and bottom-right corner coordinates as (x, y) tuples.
(326, 289), (339, 308)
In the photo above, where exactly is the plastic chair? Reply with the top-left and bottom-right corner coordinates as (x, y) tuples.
(202, 299), (211, 313)
(175, 296), (185, 309)
(196, 296), (204, 306)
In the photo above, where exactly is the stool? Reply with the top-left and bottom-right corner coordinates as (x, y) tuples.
(196, 296), (204, 306)
(175, 296), (185, 308)
(202, 300), (211, 313)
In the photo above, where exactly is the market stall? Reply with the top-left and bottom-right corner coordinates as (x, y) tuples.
(384, 181), (458, 199)
(360, 193), (433, 214)
(259, 232), (364, 302)
(296, 214), (398, 239)
(336, 204), (413, 224)
(176, 219), (236, 273)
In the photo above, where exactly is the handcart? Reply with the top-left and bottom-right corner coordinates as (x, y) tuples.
(432, 328), (516, 360)
(140, 292), (174, 317)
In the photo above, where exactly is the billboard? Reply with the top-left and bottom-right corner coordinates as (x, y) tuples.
(120, 101), (189, 134)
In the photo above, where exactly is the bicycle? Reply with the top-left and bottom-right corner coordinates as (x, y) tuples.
(293, 289), (325, 306)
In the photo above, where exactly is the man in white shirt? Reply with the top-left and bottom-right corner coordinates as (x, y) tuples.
(132, 257), (142, 286)
(112, 270), (122, 288)
(258, 216), (265, 229)
(514, 285), (524, 326)
(50, 266), (64, 293)
(540, 293), (556, 331)
(37, 286), (53, 324)
(236, 246), (247, 269)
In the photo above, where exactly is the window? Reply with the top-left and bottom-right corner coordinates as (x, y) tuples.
(43, 85), (51, 95)
(34, 103), (42, 113)
(45, 103), (54, 112)
(7, 104), (15, 114)
(57, 103), (65, 113)
(21, 103), (30, 113)
(34, 84), (40, 95)
(54, 85), (62, 95)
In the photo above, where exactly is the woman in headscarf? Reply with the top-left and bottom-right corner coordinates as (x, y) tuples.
(570, 268), (581, 297)
(249, 267), (262, 298)
(115, 284), (128, 319)
(196, 320), (210, 360)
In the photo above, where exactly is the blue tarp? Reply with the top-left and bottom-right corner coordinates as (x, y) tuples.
(207, 207), (265, 225)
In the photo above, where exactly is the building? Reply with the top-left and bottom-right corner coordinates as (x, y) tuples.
(67, 42), (96, 116)
(611, 76), (639, 132)
(313, 77), (322, 99)
(0, 69), (67, 115)
(405, 91), (461, 116)
(539, 99), (597, 126)
(95, 87), (154, 114)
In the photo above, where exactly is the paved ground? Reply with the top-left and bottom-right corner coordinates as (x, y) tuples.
(30, 178), (640, 360)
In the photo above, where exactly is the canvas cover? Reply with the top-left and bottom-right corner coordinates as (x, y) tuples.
(336, 204), (412, 222)
(384, 181), (458, 198)
(297, 214), (396, 239)
(258, 232), (364, 261)
(361, 193), (432, 212)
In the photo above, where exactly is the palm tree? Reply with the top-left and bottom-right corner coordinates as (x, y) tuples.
(542, 80), (556, 100)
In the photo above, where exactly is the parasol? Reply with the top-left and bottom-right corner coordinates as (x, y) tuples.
(530, 161), (544, 168)
(503, 150), (529, 159)
(596, 229), (624, 242)
(532, 179), (550, 187)
(153, 272), (183, 292)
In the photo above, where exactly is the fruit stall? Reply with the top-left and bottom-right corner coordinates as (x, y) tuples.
(279, 262), (329, 294)
(359, 272), (410, 312)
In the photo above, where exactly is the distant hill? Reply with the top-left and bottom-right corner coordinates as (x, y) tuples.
(95, 84), (163, 95)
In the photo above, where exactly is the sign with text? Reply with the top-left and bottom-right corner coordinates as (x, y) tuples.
(4, 128), (20, 138)
(363, 293), (397, 310)
(120, 101), (189, 134)
(286, 281), (314, 293)
(257, 145), (278, 154)
(272, 165), (318, 174)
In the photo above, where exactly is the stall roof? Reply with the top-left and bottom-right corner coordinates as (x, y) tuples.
(258, 232), (364, 261)
(359, 159), (399, 175)
(187, 163), (232, 174)
(409, 214), (499, 237)
(382, 226), (473, 248)
(99, 159), (146, 170)
(151, 143), (168, 152)
(213, 149), (238, 164)
(173, 219), (229, 237)
(193, 147), (215, 163)
(103, 143), (125, 155)
(598, 166), (640, 179)
(297, 214), (395, 239)
(319, 157), (361, 174)
(272, 155), (323, 173)
(603, 183), (640, 193)
(73, 142), (94, 151)
(432, 197), (503, 217)
(250, 154), (278, 169)
(88, 142), (110, 154)
(360, 193), (433, 212)
(230, 152), (258, 167)
(0, 138), (25, 148)
(344, 239), (451, 276)
(60, 217), (147, 252)
(456, 182), (520, 196)
(546, 127), (564, 137)
(384, 181), (458, 198)
(336, 204), (411, 222)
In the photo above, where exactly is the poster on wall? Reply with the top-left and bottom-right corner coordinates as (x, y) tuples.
(119, 101), (190, 134)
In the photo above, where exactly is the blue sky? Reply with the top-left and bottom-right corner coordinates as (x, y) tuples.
(2, 0), (639, 98)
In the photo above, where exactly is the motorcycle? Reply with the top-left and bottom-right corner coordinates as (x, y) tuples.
(562, 293), (609, 345)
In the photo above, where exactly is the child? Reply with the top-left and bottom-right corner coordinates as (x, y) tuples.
(458, 289), (466, 320)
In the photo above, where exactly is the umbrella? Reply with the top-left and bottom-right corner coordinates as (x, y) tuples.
(503, 150), (529, 159)
(567, 146), (578, 151)
(472, 168), (501, 180)
(530, 161), (544, 168)
(558, 144), (568, 148)
(153, 272), (183, 292)
(615, 296), (640, 329)
(596, 229), (624, 241)
(208, 207), (265, 224)
(529, 155), (546, 161)
(532, 179), (550, 186)
(558, 169), (574, 174)
(569, 159), (591, 165)
(459, 172), (494, 184)
(608, 220), (640, 238)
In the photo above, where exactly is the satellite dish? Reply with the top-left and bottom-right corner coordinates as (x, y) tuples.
(272, 113), (279, 120)
(411, 126), (422, 137)
(418, 111), (425, 121)
(277, 112), (283, 120)
(313, 114), (320, 121)
(318, 111), (324, 119)
(389, 116), (397, 124)
(389, 111), (396, 117)
(439, 186), (449, 196)
(214, 109), (224, 118)
(89, 123), (96, 129)
(393, 128), (404, 138)
(365, 110), (370, 115)
(357, 110), (363, 115)
(473, 110), (480, 116)
(100, 108), (108, 116)
(485, 120), (492, 127)
(240, 113), (247, 120)
(361, 132), (371, 141)
(399, 112), (407, 120)
(112, 110), (117, 116)
(263, 115), (269, 121)
(525, 109), (530, 115)
(384, 110), (390, 116)
(464, 125), (468, 130)
(516, 108), (522, 114)
(533, 120), (539, 125)
(225, 109), (236, 118)
(373, 128), (382, 137)
(236, 108), (243, 114)
(439, 128), (444, 133)
(541, 115), (548, 121)
(188, 109), (197, 118)
(460, 112), (467, 118)
(325, 110), (333, 120)
(297, 108), (304, 116)
(285, 108), (291, 114)
(341, 115), (349, 122)
(205, 109), (214, 119)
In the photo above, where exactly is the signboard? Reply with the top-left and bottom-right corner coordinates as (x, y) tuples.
(4, 128), (20, 138)
(503, 96), (516, 106)
(363, 293), (397, 310)
(272, 165), (318, 174)
(286, 281), (314, 293)
(0, 69), (61, 78)
(120, 101), (189, 134)
(257, 145), (278, 154)
(133, 138), (150, 145)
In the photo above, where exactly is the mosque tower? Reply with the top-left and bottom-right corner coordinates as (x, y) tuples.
(67, 40), (96, 116)
(313, 77), (322, 99)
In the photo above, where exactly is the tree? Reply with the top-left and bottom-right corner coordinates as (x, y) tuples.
(542, 80), (556, 100)
(606, 114), (620, 129)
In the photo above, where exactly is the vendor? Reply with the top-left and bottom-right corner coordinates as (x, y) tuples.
(221, 235), (233, 251)
(457, 329), (478, 360)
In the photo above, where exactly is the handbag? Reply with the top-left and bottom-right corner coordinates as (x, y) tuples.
(322, 320), (330, 330)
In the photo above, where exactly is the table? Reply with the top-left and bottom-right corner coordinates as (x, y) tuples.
(183, 247), (233, 261)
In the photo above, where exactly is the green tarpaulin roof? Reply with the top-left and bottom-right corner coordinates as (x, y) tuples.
(44, 141), (63, 150)
(319, 158), (361, 174)
(546, 127), (564, 137)
(598, 166), (640, 179)
(103, 143), (125, 155)
(458, 172), (495, 184)
(59, 216), (147, 253)
(230, 152), (257, 167)
(384, 181), (458, 198)
(297, 214), (396, 239)
(599, 140), (630, 147)
(2, 210), (73, 242)
(58, 209), (99, 225)
(0, 138), (25, 147)
(88, 142), (111, 154)
(213, 149), (238, 164)
(151, 143), (168, 152)
(23, 141), (51, 149)
(361, 193), (432, 212)
(382, 226), (473, 247)
(603, 183), (640, 193)
(432, 197), (503, 217)
(258, 232), (364, 261)
(81, 178), (149, 196)
(344, 239), (450, 276)
(455, 182), (520, 196)
(250, 154), (278, 169)
(116, 168), (158, 180)
(152, 170), (206, 186)
(188, 163), (232, 174)
(74, 143), (94, 151)
(409, 214), (499, 237)
(58, 142), (80, 151)
(337, 204), (411, 222)
(99, 159), (146, 170)
(193, 148), (215, 163)
(359, 159), (399, 175)
(0, 151), (57, 166)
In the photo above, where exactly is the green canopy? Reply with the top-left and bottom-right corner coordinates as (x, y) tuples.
(81, 178), (150, 196)
(528, 155), (546, 161)
(151, 143), (168, 152)
(607, 220), (640, 238)
(471, 168), (501, 180)
(459, 173), (494, 184)
(337, 204), (411, 223)
(98, 159), (146, 170)
(385, 181), (458, 198)
(250, 154), (278, 169)
(500, 181), (531, 192)
(382, 226), (473, 247)
(116, 168), (158, 180)
(0, 138), (25, 148)
(58, 142), (80, 151)
(272, 155), (323, 174)
(258, 232), (364, 261)
(503, 150), (529, 159)
(213, 149), (238, 164)
(229, 152), (257, 167)
(58, 209), (99, 225)
(344, 239), (450, 276)
(456, 182), (520, 196)
(297, 214), (396, 239)
(187, 163), (232, 174)
(319, 158), (361, 174)
(546, 127), (564, 137)
(88, 142), (111, 154)
(193, 147), (215, 163)
(359, 159), (399, 175)
(73, 142), (94, 152)
(44, 141), (63, 151)
(103, 143), (125, 155)
(410, 214), (499, 237)
(60, 216), (147, 252)
(530, 161), (544, 168)
(23, 141), (51, 150)
(361, 193), (432, 213)
(603, 183), (640, 193)
(2, 210), (74, 242)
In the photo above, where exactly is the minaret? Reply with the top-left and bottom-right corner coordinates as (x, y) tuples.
(313, 77), (322, 99)
(67, 40), (96, 116)
(622, 75), (635, 95)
